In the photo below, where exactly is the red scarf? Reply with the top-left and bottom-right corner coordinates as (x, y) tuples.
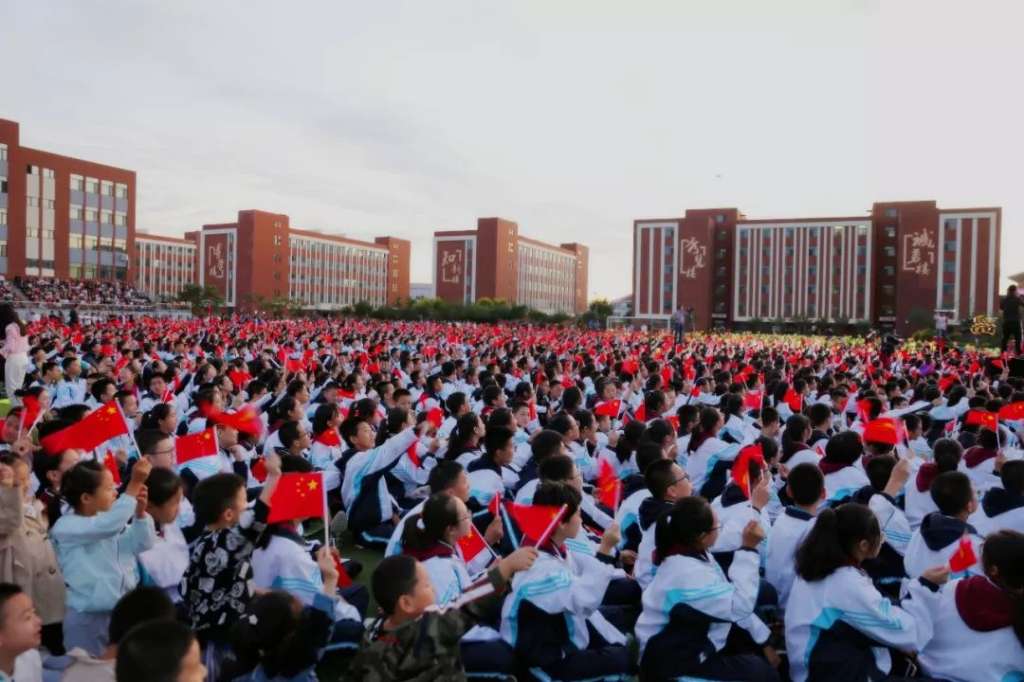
(314, 429), (341, 447)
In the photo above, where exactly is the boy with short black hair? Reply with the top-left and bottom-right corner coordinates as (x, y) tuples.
(971, 460), (1024, 535)
(766, 463), (825, 610)
(0, 583), (42, 682)
(905, 471), (984, 578)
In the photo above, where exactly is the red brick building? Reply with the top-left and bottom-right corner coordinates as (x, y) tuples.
(633, 201), (1001, 334)
(0, 118), (135, 281)
(196, 209), (409, 310)
(433, 217), (588, 314)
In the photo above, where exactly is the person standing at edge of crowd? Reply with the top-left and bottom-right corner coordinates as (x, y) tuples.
(672, 306), (687, 345)
(1001, 284), (1024, 355)
(0, 305), (28, 408)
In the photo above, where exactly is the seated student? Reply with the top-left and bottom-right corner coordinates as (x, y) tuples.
(500, 482), (632, 681)
(134, 428), (195, 529)
(906, 471), (984, 578)
(907, 529), (1024, 682)
(903, 413), (932, 459)
(518, 454), (614, 532)
(549, 413), (597, 483)
(466, 426), (518, 507)
(818, 430), (870, 505)
(686, 407), (742, 497)
(971, 460), (1024, 535)
(345, 547), (538, 680)
(635, 496), (778, 682)
(383, 411), (436, 509)
(632, 458), (693, 588)
(765, 463), (825, 612)
(51, 458), (156, 656)
(401, 493), (535, 678)
(962, 426), (1002, 494)
(849, 455), (913, 598)
(115, 619), (206, 682)
(444, 413), (485, 468)
(755, 405), (781, 441)
(136, 468), (189, 605)
(182, 457), (281, 678)
(251, 455), (364, 649)
(230, 548), (348, 681)
(513, 429), (567, 499)
(785, 503), (945, 682)
(719, 393), (753, 445)
(709, 446), (772, 572)
(806, 403), (833, 452)
(614, 447), (663, 554)
(0, 453), (66, 656)
(341, 412), (426, 548)
(906, 438), (962, 529)
(780, 414), (820, 469)
(672, 403), (699, 466)
(62, 586), (176, 682)
(32, 435), (81, 527)
(439, 391), (470, 440)
(307, 404), (343, 491)
(0, 583), (44, 682)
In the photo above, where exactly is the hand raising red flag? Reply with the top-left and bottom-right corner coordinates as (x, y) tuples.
(504, 502), (565, 544)
(949, 535), (978, 573)
(40, 402), (129, 455)
(596, 459), (622, 511)
(268, 472), (326, 524)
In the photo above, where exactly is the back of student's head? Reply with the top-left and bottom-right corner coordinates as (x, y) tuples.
(109, 587), (176, 646)
(760, 405), (780, 428)
(446, 391), (467, 415)
(977, 428), (1000, 450)
(865, 455), (896, 492)
(980, 529), (1024, 645)
(279, 453), (312, 474)
(932, 438), (963, 472)
(787, 463), (825, 506)
(116, 619), (198, 682)
(547, 412), (573, 437)
(783, 414), (812, 447)
(231, 590), (316, 678)
(484, 426), (514, 455)
(643, 419), (674, 446)
(807, 403), (832, 428)
(645, 458), (679, 499)
(653, 496), (713, 565)
(824, 430), (863, 466)
(61, 460), (106, 512)
(193, 473), (245, 526)
(145, 467), (183, 507)
(530, 430), (564, 463)
(635, 441), (665, 474)
(1001, 461), (1024, 497)
(795, 503), (880, 581)
(428, 459), (464, 493)
(373, 554), (420, 616)
(532, 481), (581, 521)
(402, 493), (459, 550)
(930, 471), (974, 516)
(539, 454), (575, 483)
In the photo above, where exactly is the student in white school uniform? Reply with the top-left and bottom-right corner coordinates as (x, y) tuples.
(906, 438), (962, 529)
(136, 468), (189, 604)
(635, 496), (779, 682)
(630, 457), (693, 589)
(905, 529), (1024, 682)
(785, 503), (947, 682)
(709, 449), (772, 571)
(466, 427), (518, 509)
(970, 460), (1024, 535)
(765, 463), (825, 612)
(818, 431), (871, 505)
(905, 471), (984, 579)
(499, 482), (632, 681)
(686, 407), (742, 496)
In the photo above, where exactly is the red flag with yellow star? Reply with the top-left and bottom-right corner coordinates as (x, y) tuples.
(40, 401), (130, 455)
(175, 428), (219, 465)
(268, 472), (326, 524)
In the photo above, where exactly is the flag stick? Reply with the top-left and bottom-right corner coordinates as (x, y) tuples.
(321, 471), (331, 548)
(499, 501), (520, 550)
(470, 522), (501, 562)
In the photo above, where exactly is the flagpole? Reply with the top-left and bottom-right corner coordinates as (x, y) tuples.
(321, 471), (330, 548)
(499, 501), (519, 550)
(113, 400), (142, 461)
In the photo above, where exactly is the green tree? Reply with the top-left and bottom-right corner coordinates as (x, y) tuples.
(177, 284), (223, 313)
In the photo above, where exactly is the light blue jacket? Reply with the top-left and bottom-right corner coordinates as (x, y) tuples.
(51, 493), (156, 613)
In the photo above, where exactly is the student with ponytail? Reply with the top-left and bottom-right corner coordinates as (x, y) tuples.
(444, 413), (485, 466)
(686, 407), (742, 496)
(909, 529), (1024, 681)
(785, 503), (947, 682)
(635, 496), (778, 681)
(780, 414), (819, 468)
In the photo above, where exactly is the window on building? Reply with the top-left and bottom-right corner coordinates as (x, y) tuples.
(70, 174), (84, 191)
(114, 213), (127, 226)
(884, 226), (896, 239)
(0, 144), (6, 161)
(885, 208), (898, 218)
(100, 180), (113, 196)
(945, 241), (956, 252)
(85, 178), (98, 194)
(883, 246), (896, 258)
(273, 235), (282, 246)
(0, 209), (5, 225)
(26, 165), (38, 175)
(882, 265), (895, 277)
(115, 183), (128, 199)
(69, 206), (82, 220)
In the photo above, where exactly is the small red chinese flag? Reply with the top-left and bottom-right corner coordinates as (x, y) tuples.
(268, 472), (325, 524)
(594, 400), (621, 418)
(207, 405), (264, 437)
(103, 450), (122, 485)
(19, 394), (42, 435)
(998, 401), (1024, 420)
(596, 458), (622, 511)
(175, 428), (219, 465)
(457, 524), (491, 564)
(731, 443), (764, 498)
(965, 409), (998, 433)
(250, 457), (268, 483)
(634, 404), (647, 422)
(40, 402), (129, 455)
(426, 407), (444, 430)
(949, 535), (978, 573)
(784, 388), (803, 413)
(504, 502), (564, 543)
(863, 418), (899, 446)
(488, 493), (501, 518)
(743, 391), (763, 411)
(314, 429), (341, 447)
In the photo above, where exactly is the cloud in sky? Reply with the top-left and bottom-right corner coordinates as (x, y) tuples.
(2, 0), (1021, 299)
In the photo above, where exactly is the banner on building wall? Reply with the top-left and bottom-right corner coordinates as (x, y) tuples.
(203, 233), (230, 299)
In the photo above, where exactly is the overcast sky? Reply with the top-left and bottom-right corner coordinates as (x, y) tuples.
(3, 0), (1021, 300)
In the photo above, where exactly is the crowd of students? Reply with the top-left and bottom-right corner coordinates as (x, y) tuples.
(0, 310), (1018, 681)
(10, 278), (151, 307)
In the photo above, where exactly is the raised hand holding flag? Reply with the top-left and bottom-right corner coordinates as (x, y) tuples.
(949, 535), (978, 573)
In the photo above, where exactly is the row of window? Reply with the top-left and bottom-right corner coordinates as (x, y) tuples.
(69, 175), (128, 198)
(69, 205), (128, 225)
(26, 166), (55, 179)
